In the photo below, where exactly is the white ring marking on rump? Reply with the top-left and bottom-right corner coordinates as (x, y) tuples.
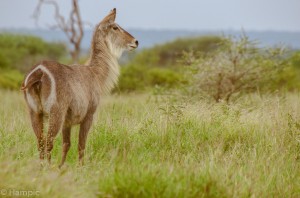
(24, 65), (57, 112)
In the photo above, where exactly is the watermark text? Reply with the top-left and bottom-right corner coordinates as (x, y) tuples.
(0, 188), (40, 197)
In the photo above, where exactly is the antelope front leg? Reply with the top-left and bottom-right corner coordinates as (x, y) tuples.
(59, 124), (71, 168)
(78, 114), (94, 166)
(29, 110), (45, 160)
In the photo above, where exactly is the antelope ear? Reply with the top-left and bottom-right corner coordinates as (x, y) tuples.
(100, 8), (116, 26)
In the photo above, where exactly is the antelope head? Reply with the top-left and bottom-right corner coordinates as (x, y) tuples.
(95, 8), (138, 58)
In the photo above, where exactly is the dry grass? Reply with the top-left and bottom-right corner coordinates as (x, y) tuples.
(0, 89), (300, 197)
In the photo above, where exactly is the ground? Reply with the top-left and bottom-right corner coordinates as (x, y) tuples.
(0, 89), (299, 197)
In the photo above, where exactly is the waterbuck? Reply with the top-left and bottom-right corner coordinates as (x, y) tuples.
(21, 8), (138, 167)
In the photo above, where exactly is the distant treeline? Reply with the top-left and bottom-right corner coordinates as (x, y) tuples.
(0, 34), (67, 89)
(116, 36), (223, 92)
(117, 36), (300, 94)
(0, 33), (300, 93)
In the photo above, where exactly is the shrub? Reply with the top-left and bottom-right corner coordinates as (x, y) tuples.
(290, 51), (300, 69)
(147, 68), (182, 87)
(116, 36), (223, 92)
(116, 65), (184, 93)
(0, 53), (10, 69)
(0, 33), (67, 90)
(130, 36), (223, 68)
(0, 33), (67, 73)
(117, 65), (146, 92)
(183, 35), (291, 103)
(272, 50), (300, 91)
(0, 69), (23, 90)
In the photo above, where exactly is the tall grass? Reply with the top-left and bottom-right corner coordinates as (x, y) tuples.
(0, 89), (299, 197)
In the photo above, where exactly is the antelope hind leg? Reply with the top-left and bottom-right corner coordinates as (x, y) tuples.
(29, 110), (45, 160)
(46, 107), (65, 164)
(59, 124), (71, 168)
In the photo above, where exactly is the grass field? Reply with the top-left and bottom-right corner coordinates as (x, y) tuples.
(0, 89), (300, 197)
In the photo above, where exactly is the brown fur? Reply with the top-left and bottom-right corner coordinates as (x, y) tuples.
(22, 8), (138, 167)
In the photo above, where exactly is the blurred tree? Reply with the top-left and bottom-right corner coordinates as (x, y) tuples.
(116, 36), (222, 92)
(184, 35), (288, 103)
(130, 36), (222, 68)
(0, 34), (67, 72)
(290, 51), (300, 69)
(33, 0), (85, 63)
(0, 34), (67, 90)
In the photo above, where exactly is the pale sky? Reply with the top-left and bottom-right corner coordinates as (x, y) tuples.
(0, 0), (299, 31)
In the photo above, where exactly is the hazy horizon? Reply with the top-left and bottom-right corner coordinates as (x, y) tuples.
(0, 0), (299, 32)
(2, 28), (300, 49)
(1, 27), (300, 33)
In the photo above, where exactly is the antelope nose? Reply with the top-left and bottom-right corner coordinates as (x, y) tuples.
(135, 40), (139, 46)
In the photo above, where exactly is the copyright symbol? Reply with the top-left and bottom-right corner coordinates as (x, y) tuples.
(1, 189), (7, 195)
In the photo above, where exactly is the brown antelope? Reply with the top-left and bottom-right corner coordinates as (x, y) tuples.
(21, 8), (138, 167)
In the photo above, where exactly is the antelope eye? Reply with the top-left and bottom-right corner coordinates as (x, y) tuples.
(113, 26), (118, 30)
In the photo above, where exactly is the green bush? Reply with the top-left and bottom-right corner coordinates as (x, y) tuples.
(116, 65), (184, 92)
(273, 50), (300, 91)
(147, 68), (182, 86)
(0, 33), (67, 90)
(290, 51), (300, 68)
(176, 35), (300, 103)
(0, 33), (67, 73)
(117, 65), (146, 92)
(0, 69), (23, 90)
(116, 36), (222, 92)
(0, 53), (10, 69)
(130, 36), (222, 68)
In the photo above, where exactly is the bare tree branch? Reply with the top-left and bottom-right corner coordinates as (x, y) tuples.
(33, 0), (84, 63)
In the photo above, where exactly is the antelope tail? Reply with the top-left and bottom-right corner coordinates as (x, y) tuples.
(21, 68), (43, 91)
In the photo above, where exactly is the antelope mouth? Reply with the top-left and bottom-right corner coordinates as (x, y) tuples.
(128, 40), (138, 50)
(128, 45), (138, 50)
